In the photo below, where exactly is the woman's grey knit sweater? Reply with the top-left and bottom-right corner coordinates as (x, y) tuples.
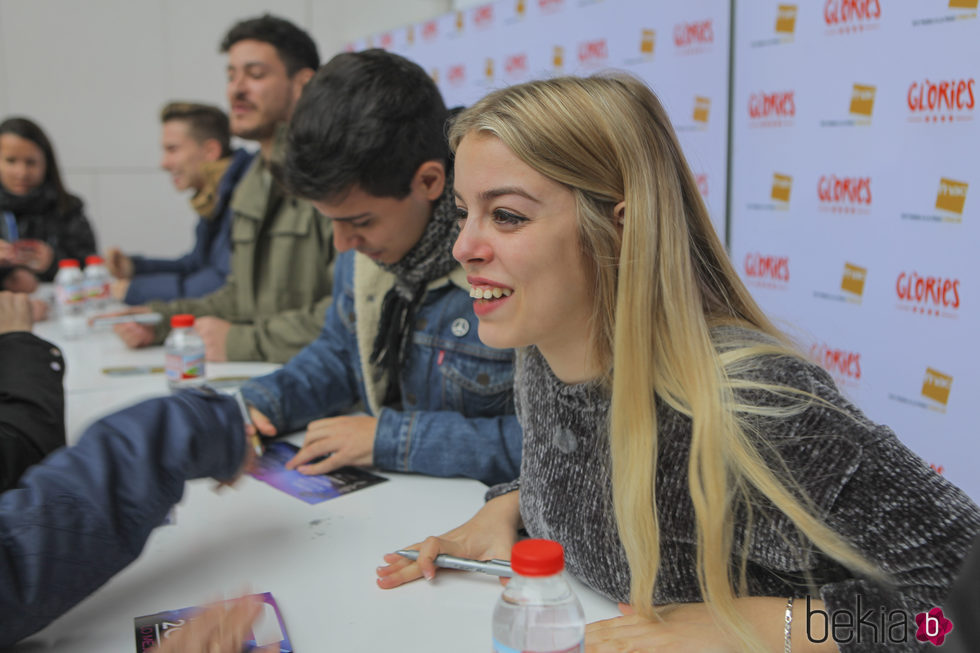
(488, 334), (980, 652)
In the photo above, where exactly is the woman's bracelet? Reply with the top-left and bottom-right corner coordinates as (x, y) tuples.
(784, 596), (794, 653)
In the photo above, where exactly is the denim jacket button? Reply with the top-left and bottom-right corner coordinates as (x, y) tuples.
(451, 317), (470, 337)
(476, 373), (490, 386)
(406, 392), (418, 404)
(348, 311), (356, 323)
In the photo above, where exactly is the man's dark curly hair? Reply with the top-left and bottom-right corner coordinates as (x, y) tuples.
(284, 49), (450, 202)
(219, 14), (319, 76)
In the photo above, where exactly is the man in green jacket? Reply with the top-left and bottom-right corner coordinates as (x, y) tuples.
(108, 15), (335, 363)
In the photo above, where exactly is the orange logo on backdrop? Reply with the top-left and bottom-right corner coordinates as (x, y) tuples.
(553, 46), (564, 69)
(771, 173), (793, 202)
(407, 26), (415, 45)
(850, 84), (876, 117)
(922, 368), (953, 405)
(775, 4), (798, 34)
(485, 58), (495, 80)
(693, 97), (711, 123)
(641, 29), (656, 54)
(841, 263), (868, 296)
(949, 0), (978, 8)
(936, 178), (968, 214)
(516, 0), (526, 16)
(455, 11), (464, 31)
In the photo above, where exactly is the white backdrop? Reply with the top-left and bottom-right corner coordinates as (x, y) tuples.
(730, 1), (980, 498)
(348, 0), (731, 238)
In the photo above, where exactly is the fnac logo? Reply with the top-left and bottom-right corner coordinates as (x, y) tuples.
(749, 91), (796, 121)
(674, 20), (713, 48)
(775, 4), (798, 34)
(406, 25), (415, 45)
(896, 271), (960, 313)
(577, 38), (608, 65)
(455, 11), (464, 32)
(504, 53), (528, 77)
(693, 97), (711, 124)
(921, 367), (953, 406)
(810, 343), (862, 381)
(850, 84), (876, 117)
(422, 20), (438, 41)
(771, 173), (793, 203)
(484, 58), (495, 81)
(516, 0), (526, 17)
(552, 46), (564, 70)
(936, 178), (968, 215)
(818, 175), (872, 211)
(474, 4), (494, 28)
(447, 64), (466, 86)
(840, 262), (867, 297)
(824, 0), (882, 26)
(744, 253), (790, 282)
(640, 28), (656, 55)
(907, 78), (975, 122)
(949, 0), (978, 8)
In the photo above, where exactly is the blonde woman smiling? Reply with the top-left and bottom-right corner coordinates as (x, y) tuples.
(377, 75), (979, 652)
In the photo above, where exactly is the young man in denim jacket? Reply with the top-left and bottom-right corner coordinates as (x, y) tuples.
(239, 50), (520, 486)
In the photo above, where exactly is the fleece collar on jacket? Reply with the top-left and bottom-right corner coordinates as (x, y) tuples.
(353, 251), (469, 415)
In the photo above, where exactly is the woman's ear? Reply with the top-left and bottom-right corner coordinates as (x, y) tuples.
(614, 201), (626, 227)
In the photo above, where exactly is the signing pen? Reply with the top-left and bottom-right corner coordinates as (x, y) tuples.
(394, 549), (514, 577)
(90, 312), (164, 327)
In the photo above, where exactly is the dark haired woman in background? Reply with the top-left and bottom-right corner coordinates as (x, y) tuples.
(0, 116), (97, 290)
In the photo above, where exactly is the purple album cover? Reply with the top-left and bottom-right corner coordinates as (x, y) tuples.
(134, 591), (291, 652)
(248, 441), (387, 504)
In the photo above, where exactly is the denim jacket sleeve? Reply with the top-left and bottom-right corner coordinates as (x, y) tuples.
(239, 256), (360, 431)
(0, 390), (244, 646)
(374, 409), (521, 487)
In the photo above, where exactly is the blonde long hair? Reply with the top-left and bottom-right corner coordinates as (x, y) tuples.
(450, 75), (878, 651)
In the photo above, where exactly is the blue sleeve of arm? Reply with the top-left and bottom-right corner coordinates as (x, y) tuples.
(240, 298), (360, 434)
(0, 390), (244, 646)
(373, 410), (522, 486)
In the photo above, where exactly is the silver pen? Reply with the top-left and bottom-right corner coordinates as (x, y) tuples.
(90, 312), (164, 327)
(395, 549), (513, 577)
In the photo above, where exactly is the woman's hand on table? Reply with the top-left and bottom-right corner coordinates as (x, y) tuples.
(376, 490), (521, 588)
(285, 415), (377, 475)
(0, 291), (34, 334)
(152, 595), (280, 653)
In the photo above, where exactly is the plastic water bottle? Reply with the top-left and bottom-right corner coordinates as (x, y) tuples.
(164, 314), (206, 390)
(492, 539), (585, 653)
(83, 255), (111, 315)
(54, 259), (87, 339)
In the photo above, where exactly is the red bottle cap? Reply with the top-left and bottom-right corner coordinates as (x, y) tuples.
(170, 314), (195, 328)
(85, 255), (104, 265)
(511, 539), (565, 577)
(58, 259), (80, 268)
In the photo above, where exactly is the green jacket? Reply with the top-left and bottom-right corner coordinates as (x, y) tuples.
(148, 155), (335, 363)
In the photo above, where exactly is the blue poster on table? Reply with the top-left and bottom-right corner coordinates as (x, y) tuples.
(249, 441), (387, 504)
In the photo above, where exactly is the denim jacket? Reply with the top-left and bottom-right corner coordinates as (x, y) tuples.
(240, 250), (521, 486)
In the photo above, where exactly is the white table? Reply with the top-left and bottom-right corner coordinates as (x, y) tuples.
(12, 320), (619, 651)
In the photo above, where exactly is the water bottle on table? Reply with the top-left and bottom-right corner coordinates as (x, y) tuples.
(164, 314), (206, 390)
(54, 258), (87, 339)
(492, 539), (585, 653)
(83, 254), (111, 314)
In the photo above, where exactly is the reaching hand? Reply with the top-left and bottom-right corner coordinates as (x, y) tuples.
(106, 247), (134, 279)
(152, 595), (281, 653)
(0, 291), (34, 335)
(285, 415), (377, 475)
(194, 316), (231, 362)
